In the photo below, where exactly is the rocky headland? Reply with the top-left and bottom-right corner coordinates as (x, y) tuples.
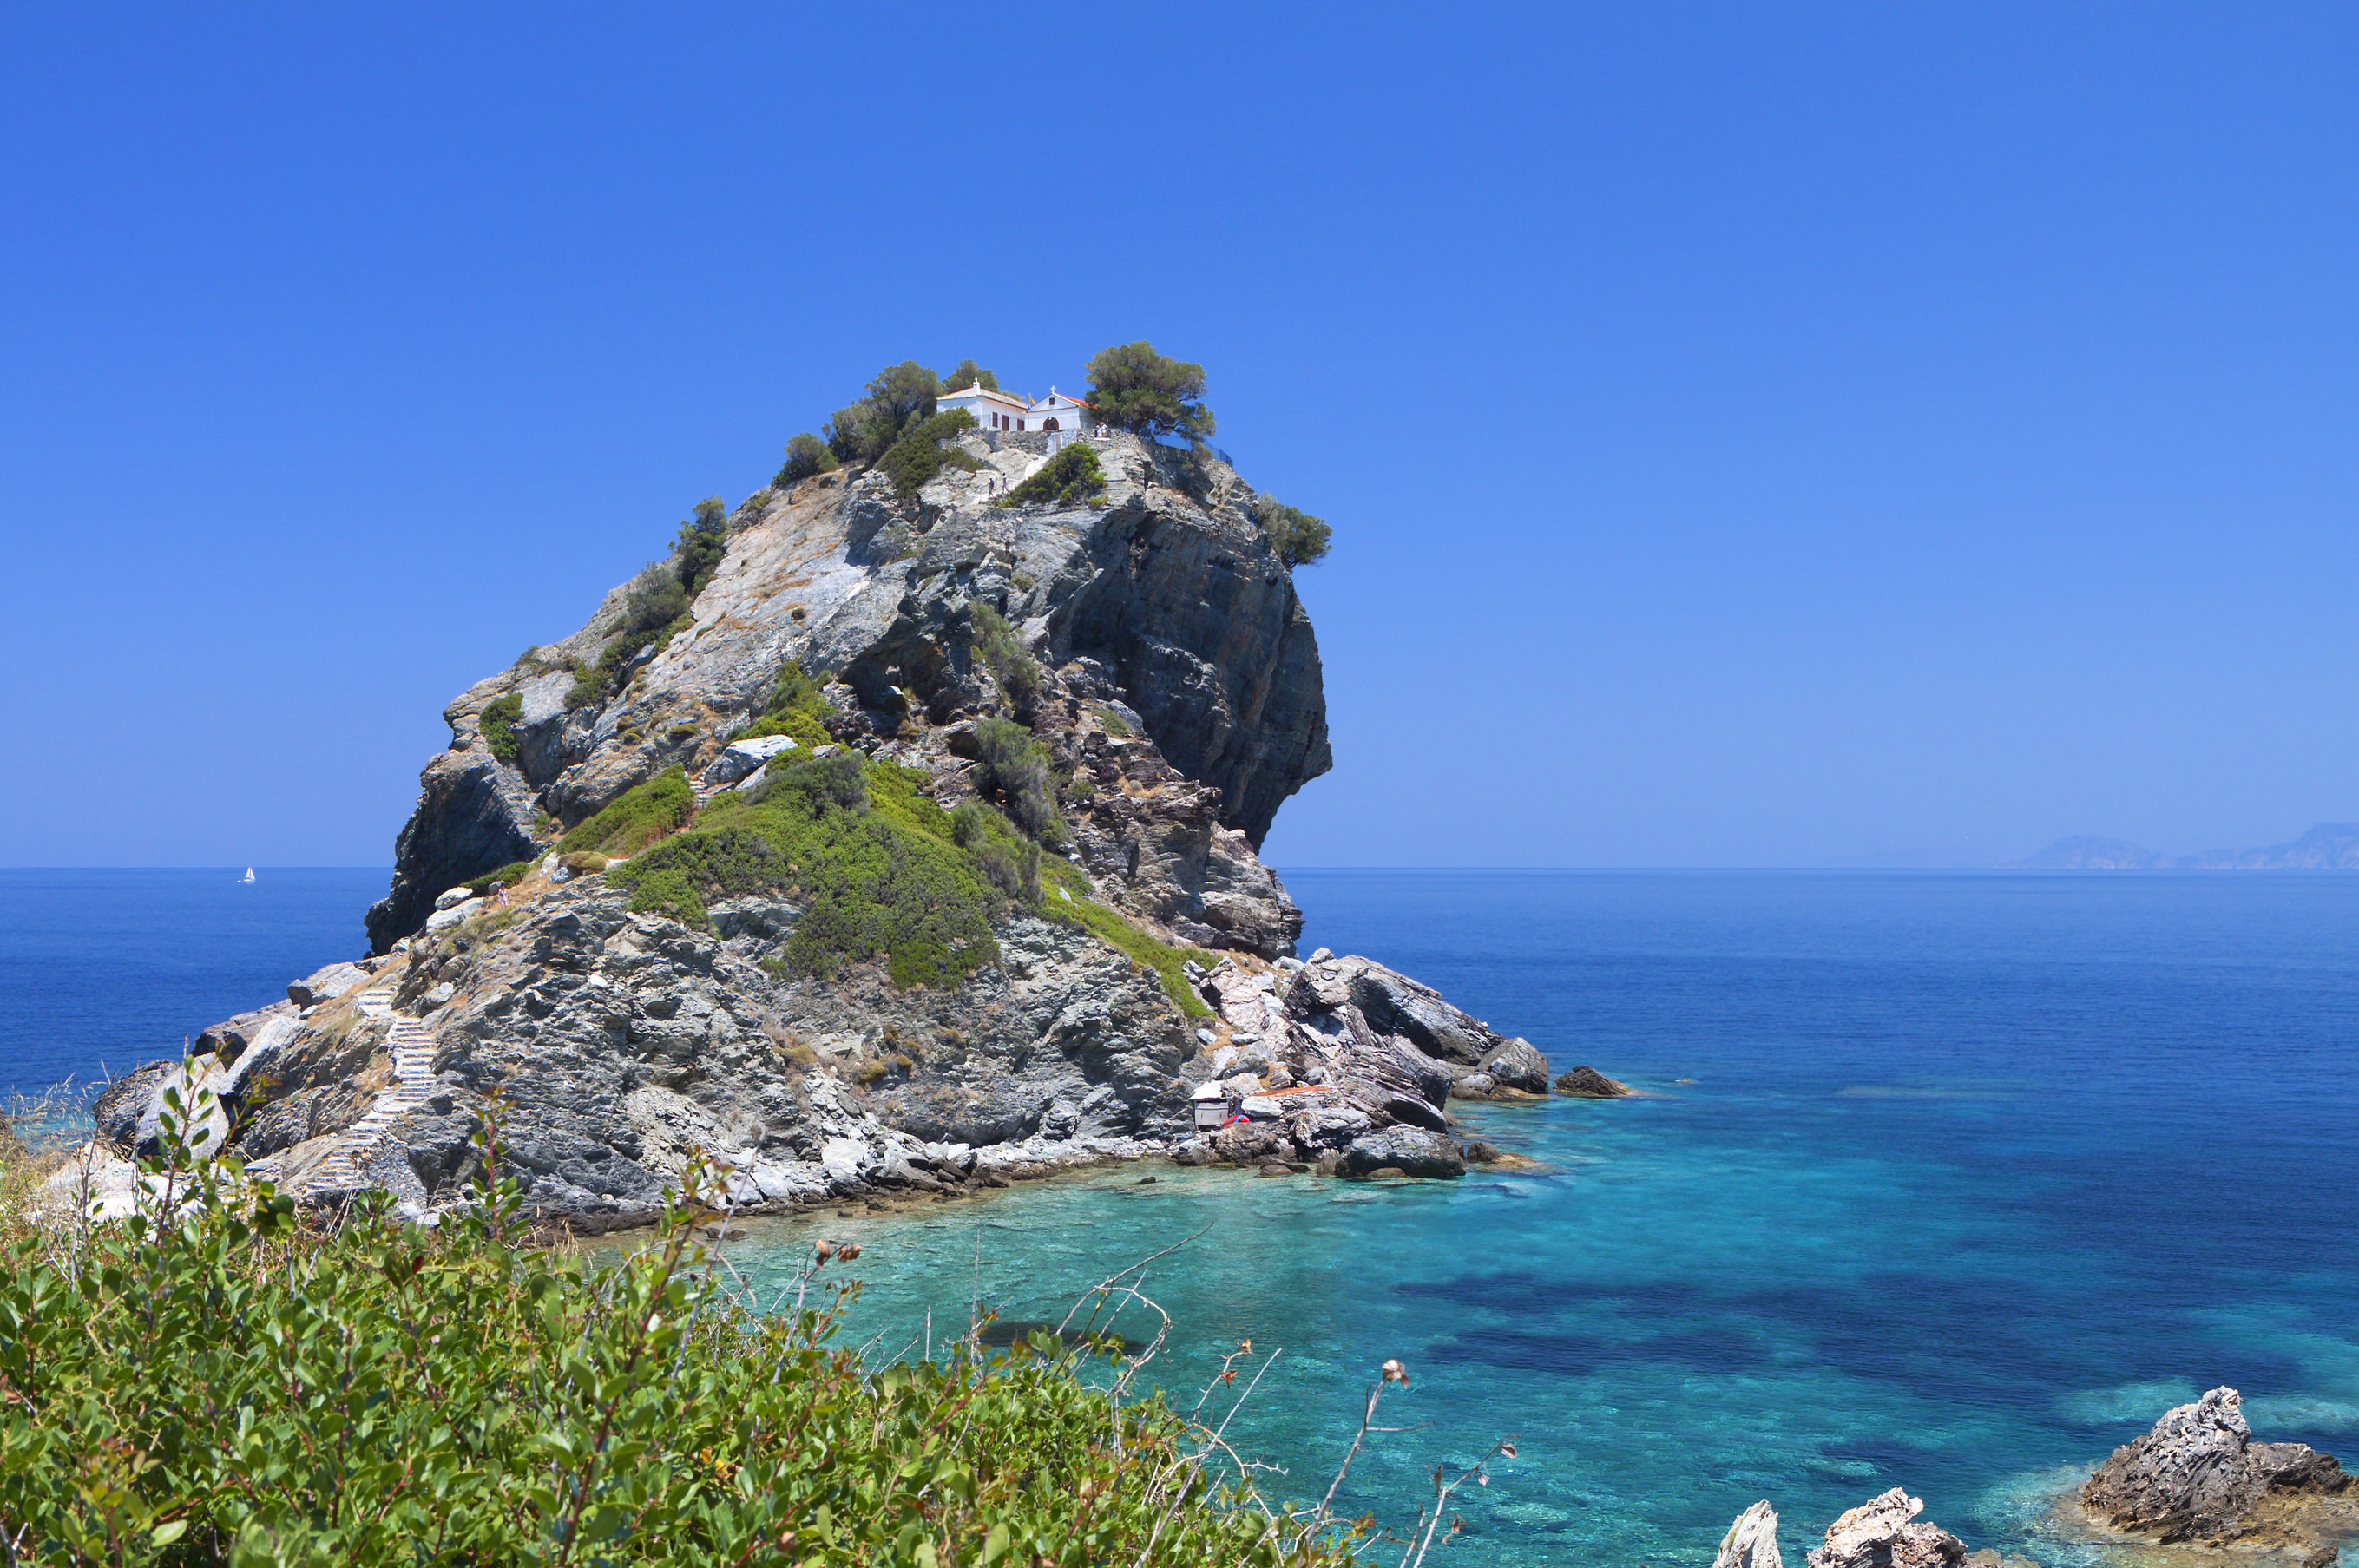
(55, 424), (1628, 1229)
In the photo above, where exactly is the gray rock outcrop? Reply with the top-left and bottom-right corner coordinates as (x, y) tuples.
(287, 961), (369, 1008)
(1807, 1489), (1966, 1568)
(1339, 1126), (1465, 1179)
(1715, 1503), (1784, 1568)
(2081, 1387), (2351, 1546)
(365, 751), (536, 951)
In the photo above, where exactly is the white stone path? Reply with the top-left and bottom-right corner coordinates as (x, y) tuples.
(247, 988), (438, 1199)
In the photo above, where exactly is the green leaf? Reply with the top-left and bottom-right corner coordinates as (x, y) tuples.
(150, 1519), (188, 1545)
(982, 1521), (1011, 1564)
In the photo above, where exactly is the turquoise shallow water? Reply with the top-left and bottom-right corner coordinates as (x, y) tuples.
(713, 872), (2359, 1567)
(8, 869), (2356, 1563)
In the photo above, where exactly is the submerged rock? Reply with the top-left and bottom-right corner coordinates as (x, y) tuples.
(2080, 1386), (2351, 1546)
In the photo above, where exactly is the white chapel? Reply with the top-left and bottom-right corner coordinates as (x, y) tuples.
(939, 382), (1092, 438)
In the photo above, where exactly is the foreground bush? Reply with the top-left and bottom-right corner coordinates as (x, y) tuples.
(0, 1134), (1362, 1566)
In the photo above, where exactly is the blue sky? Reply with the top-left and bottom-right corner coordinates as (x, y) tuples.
(2, 4), (2353, 869)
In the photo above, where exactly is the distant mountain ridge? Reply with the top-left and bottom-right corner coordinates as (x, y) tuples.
(2020, 823), (2359, 870)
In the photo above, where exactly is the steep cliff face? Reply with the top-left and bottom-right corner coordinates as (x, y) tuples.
(366, 431), (1327, 956)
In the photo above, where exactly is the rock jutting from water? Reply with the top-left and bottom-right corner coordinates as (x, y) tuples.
(1711, 1490), (1973, 1568)
(2080, 1387), (2354, 1558)
(54, 424), (1630, 1227)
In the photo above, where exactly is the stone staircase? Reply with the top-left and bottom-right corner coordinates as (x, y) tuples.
(251, 988), (439, 1200)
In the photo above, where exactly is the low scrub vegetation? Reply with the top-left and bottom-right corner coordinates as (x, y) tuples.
(1038, 881), (1219, 1020)
(1000, 443), (1107, 508)
(970, 718), (1063, 845)
(739, 661), (836, 748)
(878, 408), (983, 498)
(568, 500), (731, 712)
(968, 604), (1042, 717)
(613, 754), (1004, 987)
(555, 767), (694, 860)
(0, 1118), (1363, 1565)
(466, 857), (541, 897)
(477, 692), (525, 762)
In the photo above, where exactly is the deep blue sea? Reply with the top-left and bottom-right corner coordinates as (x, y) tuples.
(8, 868), (2357, 1565)
(0, 868), (386, 1105)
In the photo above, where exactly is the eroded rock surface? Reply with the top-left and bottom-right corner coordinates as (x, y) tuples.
(2081, 1388), (2352, 1548)
(1715, 1502), (1784, 1568)
(1807, 1489), (1967, 1568)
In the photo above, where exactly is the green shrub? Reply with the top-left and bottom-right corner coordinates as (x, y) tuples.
(741, 661), (835, 748)
(675, 498), (729, 596)
(1088, 704), (1134, 738)
(614, 757), (1002, 988)
(0, 1132), (1357, 1565)
(755, 751), (868, 813)
(969, 603), (1042, 715)
(1257, 497), (1333, 567)
(773, 431), (838, 487)
(564, 657), (603, 711)
(878, 407), (982, 497)
(610, 826), (785, 929)
(1001, 442), (1107, 508)
(477, 692), (525, 762)
(556, 767), (694, 859)
(466, 857), (539, 897)
(567, 502), (731, 712)
(951, 800), (1042, 905)
(972, 718), (1062, 843)
(1086, 341), (1214, 442)
(558, 850), (610, 874)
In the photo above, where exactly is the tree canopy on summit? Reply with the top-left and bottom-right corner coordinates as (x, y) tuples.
(1085, 342), (1215, 443)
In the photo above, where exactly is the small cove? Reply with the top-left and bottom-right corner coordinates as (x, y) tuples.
(712, 871), (2359, 1567)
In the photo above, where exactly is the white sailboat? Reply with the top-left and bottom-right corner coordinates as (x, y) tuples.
(240, 867), (255, 883)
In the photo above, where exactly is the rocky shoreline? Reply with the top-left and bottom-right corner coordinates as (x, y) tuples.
(1700, 1390), (2351, 1568)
